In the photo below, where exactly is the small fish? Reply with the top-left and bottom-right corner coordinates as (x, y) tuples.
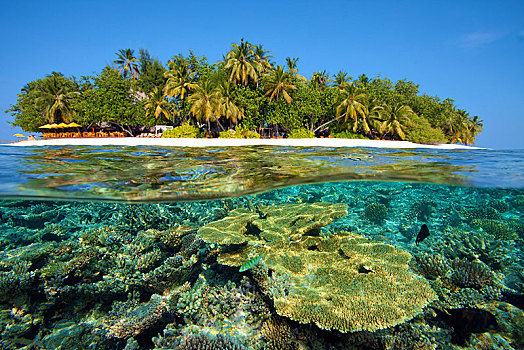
(239, 254), (264, 272)
(415, 224), (430, 245)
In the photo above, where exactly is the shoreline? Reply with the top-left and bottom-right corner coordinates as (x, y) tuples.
(6, 137), (486, 150)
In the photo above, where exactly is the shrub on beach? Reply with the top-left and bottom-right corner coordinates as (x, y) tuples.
(219, 126), (260, 139)
(287, 128), (315, 138)
(404, 114), (447, 144)
(162, 124), (201, 138)
(330, 130), (369, 139)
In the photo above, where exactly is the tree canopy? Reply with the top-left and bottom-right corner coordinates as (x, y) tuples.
(7, 40), (482, 144)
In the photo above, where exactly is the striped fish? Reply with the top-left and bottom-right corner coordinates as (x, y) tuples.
(239, 254), (264, 272)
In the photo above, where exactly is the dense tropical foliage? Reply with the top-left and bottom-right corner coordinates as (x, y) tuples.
(7, 40), (482, 144)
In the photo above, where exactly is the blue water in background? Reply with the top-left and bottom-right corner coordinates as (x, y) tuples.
(0, 146), (523, 349)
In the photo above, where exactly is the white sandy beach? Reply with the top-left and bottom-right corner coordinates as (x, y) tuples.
(8, 137), (485, 150)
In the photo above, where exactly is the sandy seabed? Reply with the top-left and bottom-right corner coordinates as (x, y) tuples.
(8, 137), (484, 150)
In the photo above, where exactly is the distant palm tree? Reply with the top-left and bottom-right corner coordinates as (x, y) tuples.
(188, 78), (224, 134)
(163, 55), (196, 100)
(441, 113), (461, 142)
(335, 83), (369, 132)
(217, 79), (243, 126)
(144, 87), (172, 120)
(286, 57), (307, 82)
(253, 44), (274, 75)
(312, 83), (368, 133)
(379, 104), (415, 140)
(464, 115), (483, 145)
(263, 65), (297, 103)
(311, 70), (330, 90)
(114, 49), (140, 79)
(224, 38), (260, 85)
(34, 74), (79, 123)
(333, 70), (351, 89)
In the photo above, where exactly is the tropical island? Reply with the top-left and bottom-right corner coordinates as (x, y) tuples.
(7, 39), (483, 145)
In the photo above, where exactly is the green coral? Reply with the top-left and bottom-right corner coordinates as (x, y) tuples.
(199, 202), (436, 332)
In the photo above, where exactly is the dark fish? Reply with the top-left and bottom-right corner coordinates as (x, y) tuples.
(435, 308), (499, 346)
(415, 224), (429, 245)
(502, 290), (524, 310)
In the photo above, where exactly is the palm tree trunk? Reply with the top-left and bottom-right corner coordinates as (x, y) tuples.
(312, 113), (347, 133)
(212, 114), (225, 131)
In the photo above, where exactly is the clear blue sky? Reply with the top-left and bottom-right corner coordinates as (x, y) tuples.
(1, 0), (523, 149)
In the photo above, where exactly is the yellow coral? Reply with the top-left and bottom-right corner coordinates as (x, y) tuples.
(201, 202), (436, 333)
(197, 208), (259, 245)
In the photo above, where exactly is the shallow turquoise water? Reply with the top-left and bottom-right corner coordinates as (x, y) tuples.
(0, 146), (523, 349)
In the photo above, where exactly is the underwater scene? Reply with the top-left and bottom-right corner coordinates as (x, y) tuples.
(0, 146), (523, 349)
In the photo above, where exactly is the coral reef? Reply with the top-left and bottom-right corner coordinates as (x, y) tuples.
(200, 202), (436, 332)
(363, 202), (387, 224)
(451, 258), (494, 289)
(417, 253), (450, 279)
(0, 181), (523, 349)
(471, 219), (517, 240)
(106, 294), (167, 339)
(177, 333), (246, 350)
(407, 195), (436, 221)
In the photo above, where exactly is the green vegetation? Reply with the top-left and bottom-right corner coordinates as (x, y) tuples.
(161, 123), (200, 138)
(6, 40), (482, 144)
(288, 128), (315, 138)
(219, 125), (260, 139)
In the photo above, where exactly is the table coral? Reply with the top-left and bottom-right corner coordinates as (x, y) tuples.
(199, 202), (437, 332)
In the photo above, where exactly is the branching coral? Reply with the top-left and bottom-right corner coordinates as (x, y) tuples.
(471, 219), (517, 240)
(451, 258), (494, 289)
(106, 294), (167, 339)
(177, 333), (246, 350)
(440, 229), (515, 268)
(199, 202), (436, 332)
(417, 253), (450, 278)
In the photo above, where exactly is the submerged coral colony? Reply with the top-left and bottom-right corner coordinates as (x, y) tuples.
(0, 181), (523, 349)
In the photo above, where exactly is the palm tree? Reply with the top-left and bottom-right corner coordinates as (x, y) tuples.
(144, 87), (172, 120)
(188, 78), (224, 134)
(441, 112), (461, 142)
(114, 49), (140, 79)
(34, 74), (79, 123)
(333, 70), (351, 89)
(379, 104), (415, 140)
(312, 83), (368, 133)
(224, 38), (260, 85)
(217, 79), (243, 127)
(464, 115), (483, 145)
(163, 55), (196, 100)
(263, 65), (297, 103)
(286, 57), (307, 82)
(311, 71), (330, 90)
(335, 83), (369, 132)
(253, 44), (274, 75)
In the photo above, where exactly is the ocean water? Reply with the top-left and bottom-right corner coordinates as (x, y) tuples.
(0, 145), (523, 349)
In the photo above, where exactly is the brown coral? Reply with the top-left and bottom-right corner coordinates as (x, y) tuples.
(417, 253), (450, 278)
(451, 258), (493, 289)
(106, 294), (166, 339)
